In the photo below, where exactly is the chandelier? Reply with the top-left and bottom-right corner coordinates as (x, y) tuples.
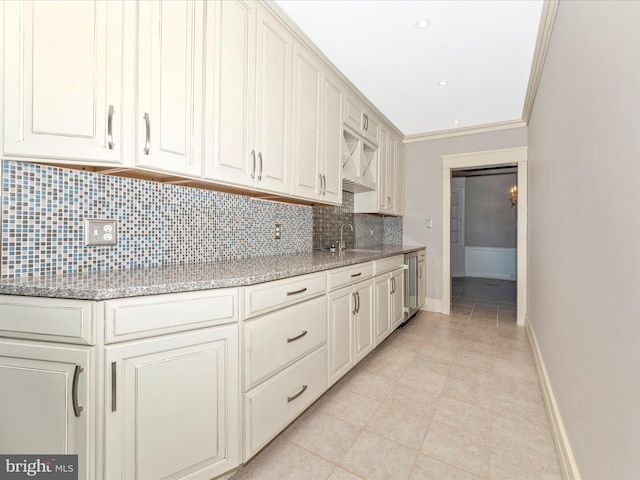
(509, 185), (518, 207)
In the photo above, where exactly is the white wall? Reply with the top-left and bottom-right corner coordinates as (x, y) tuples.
(528, 1), (640, 478)
(403, 128), (527, 309)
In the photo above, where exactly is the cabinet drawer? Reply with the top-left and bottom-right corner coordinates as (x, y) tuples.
(244, 272), (326, 319)
(244, 296), (326, 391)
(0, 296), (94, 345)
(104, 289), (238, 343)
(373, 255), (405, 275)
(327, 262), (373, 291)
(244, 347), (327, 459)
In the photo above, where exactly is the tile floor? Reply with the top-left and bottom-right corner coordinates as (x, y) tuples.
(229, 278), (562, 480)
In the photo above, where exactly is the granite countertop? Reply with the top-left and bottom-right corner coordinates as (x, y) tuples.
(0, 246), (425, 300)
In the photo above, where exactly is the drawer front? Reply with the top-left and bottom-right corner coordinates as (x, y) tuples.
(244, 346), (327, 460)
(373, 255), (405, 275)
(244, 272), (326, 319)
(244, 296), (326, 391)
(0, 296), (94, 345)
(104, 289), (238, 343)
(327, 262), (373, 291)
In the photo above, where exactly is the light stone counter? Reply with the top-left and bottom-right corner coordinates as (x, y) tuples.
(0, 246), (424, 300)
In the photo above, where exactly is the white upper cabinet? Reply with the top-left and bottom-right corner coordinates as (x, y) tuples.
(291, 43), (323, 201)
(344, 92), (380, 146)
(253, 6), (293, 194)
(2, 1), (132, 165)
(204, 0), (256, 188)
(320, 72), (344, 205)
(393, 134), (405, 215)
(136, 0), (204, 178)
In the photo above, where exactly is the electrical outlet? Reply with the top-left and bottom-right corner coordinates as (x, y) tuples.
(84, 219), (117, 246)
(274, 224), (281, 240)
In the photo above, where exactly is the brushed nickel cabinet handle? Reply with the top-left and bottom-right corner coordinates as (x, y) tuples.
(350, 272), (362, 278)
(390, 277), (395, 295)
(72, 365), (84, 417)
(251, 150), (256, 179)
(287, 287), (307, 296)
(257, 152), (263, 180)
(111, 361), (117, 412)
(352, 292), (358, 315)
(143, 112), (150, 155)
(356, 291), (360, 313)
(322, 174), (327, 195)
(107, 105), (115, 149)
(286, 330), (308, 343)
(287, 385), (308, 403)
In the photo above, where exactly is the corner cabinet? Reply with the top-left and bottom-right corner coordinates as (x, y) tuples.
(2, 0), (132, 165)
(105, 326), (239, 480)
(135, 0), (204, 178)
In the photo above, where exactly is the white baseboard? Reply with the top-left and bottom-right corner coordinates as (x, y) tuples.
(525, 315), (581, 480)
(422, 297), (442, 313)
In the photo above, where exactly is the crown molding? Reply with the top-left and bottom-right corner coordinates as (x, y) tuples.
(522, 0), (560, 124)
(403, 119), (526, 144)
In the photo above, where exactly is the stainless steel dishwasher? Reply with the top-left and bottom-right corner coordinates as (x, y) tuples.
(403, 250), (420, 323)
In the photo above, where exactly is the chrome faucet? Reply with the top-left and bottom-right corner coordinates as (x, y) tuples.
(339, 224), (353, 251)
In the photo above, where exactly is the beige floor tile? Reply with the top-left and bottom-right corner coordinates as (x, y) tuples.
(382, 382), (440, 416)
(492, 412), (558, 462)
(432, 397), (492, 439)
(463, 325), (498, 345)
(495, 324), (528, 340)
(315, 386), (381, 428)
(409, 454), (484, 480)
(287, 409), (361, 463)
(441, 375), (494, 410)
(447, 314), (472, 325)
(421, 421), (490, 478)
(457, 337), (497, 356)
(359, 351), (407, 380)
(416, 342), (458, 364)
(494, 356), (539, 383)
(365, 402), (431, 450)
(242, 440), (335, 480)
(399, 358), (448, 396)
(495, 344), (533, 364)
(490, 443), (562, 480)
(390, 331), (429, 352)
(496, 335), (531, 354)
(339, 371), (397, 401)
(493, 372), (544, 405)
(340, 430), (418, 480)
(327, 466), (365, 480)
(493, 390), (548, 426)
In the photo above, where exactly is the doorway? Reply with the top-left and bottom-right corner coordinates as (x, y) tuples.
(442, 147), (527, 326)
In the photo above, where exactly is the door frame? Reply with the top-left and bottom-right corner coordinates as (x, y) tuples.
(442, 147), (527, 326)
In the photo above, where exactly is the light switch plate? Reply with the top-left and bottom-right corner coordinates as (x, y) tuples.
(84, 219), (117, 246)
(425, 219), (433, 228)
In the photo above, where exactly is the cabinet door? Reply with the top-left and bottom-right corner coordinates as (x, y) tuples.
(393, 138), (405, 215)
(327, 286), (355, 386)
(418, 260), (426, 309)
(291, 43), (323, 201)
(204, 0), (256, 187)
(105, 326), (239, 480)
(0, 340), (93, 479)
(378, 125), (391, 213)
(254, 6), (292, 194)
(136, 0), (203, 177)
(354, 279), (374, 362)
(321, 72), (344, 205)
(344, 92), (365, 133)
(391, 268), (406, 328)
(3, 1), (130, 165)
(374, 274), (391, 345)
(363, 110), (381, 145)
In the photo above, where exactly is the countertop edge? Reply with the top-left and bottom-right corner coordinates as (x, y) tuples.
(0, 246), (426, 301)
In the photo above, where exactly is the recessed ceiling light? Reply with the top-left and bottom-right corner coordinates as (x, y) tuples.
(452, 120), (460, 125)
(415, 18), (431, 30)
(438, 80), (450, 87)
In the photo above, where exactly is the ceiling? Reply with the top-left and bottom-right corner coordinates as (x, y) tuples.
(275, 0), (545, 139)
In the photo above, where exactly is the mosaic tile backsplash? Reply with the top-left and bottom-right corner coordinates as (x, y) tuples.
(1, 161), (312, 278)
(1, 161), (403, 278)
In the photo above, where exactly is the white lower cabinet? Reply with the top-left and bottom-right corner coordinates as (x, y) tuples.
(0, 340), (94, 479)
(327, 278), (374, 386)
(105, 326), (239, 480)
(244, 346), (326, 459)
(374, 274), (392, 345)
(391, 267), (406, 329)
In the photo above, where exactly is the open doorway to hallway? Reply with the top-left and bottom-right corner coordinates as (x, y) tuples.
(449, 167), (518, 325)
(441, 147), (527, 326)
